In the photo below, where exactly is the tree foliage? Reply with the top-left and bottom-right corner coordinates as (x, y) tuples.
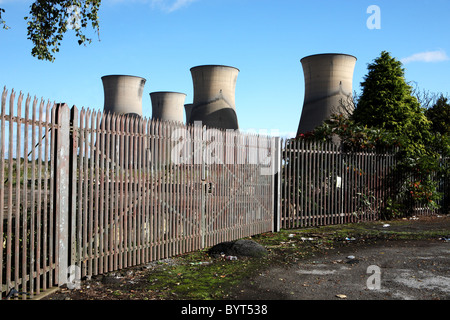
(425, 95), (450, 136)
(1, 0), (101, 62)
(301, 113), (400, 152)
(0, 8), (9, 29)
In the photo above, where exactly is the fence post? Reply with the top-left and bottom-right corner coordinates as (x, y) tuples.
(54, 103), (71, 287)
(273, 137), (282, 232)
(70, 106), (78, 267)
(199, 123), (206, 248)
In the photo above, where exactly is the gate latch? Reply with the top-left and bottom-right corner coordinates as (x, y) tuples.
(205, 182), (213, 194)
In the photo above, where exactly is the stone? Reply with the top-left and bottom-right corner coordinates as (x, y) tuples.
(208, 239), (268, 258)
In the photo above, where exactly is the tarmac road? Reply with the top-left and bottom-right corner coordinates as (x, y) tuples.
(231, 239), (450, 300)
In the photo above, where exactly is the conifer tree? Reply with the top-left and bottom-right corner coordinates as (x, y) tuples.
(352, 51), (432, 154)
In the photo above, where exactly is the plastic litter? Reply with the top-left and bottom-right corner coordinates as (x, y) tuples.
(288, 234), (295, 238)
(190, 261), (212, 265)
(345, 237), (356, 241)
(336, 294), (347, 299)
(347, 255), (355, 259)
(300, 237), (315, 241)
(225, 256), (238, 261)
(382, 224), (390, 227)
(3, 288), (30, 299)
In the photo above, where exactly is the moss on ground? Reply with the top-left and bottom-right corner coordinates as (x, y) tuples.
(146, 250), (268, 300)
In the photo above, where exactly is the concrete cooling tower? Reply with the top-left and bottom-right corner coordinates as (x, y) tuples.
(150, 91), (186, 123)
(100, 74), (147, 168)
(184, 103), (193, 124)
(188, 65), (239, 130)
(102, 75), (146, 117)
(297, 54), (357, 136)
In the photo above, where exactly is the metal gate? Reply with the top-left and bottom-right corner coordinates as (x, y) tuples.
(66, 111), (280, 283)
(200, 129), (277, 248)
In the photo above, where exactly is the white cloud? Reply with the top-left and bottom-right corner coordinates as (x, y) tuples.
(105, 0), (198, 12)
(167, 0), (198, 12)
(151, 0), (199, 12)
(401, 50), (450, 64)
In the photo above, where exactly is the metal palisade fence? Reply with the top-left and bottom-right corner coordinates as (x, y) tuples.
(280, 138), (397, 229)
(0, 87), (279, 299)
(279, 138), (448, 229)
(1, 88), (57, 299)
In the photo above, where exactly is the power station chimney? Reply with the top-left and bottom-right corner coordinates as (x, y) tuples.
(188, 65), (239, 130)
(297, 54), (357, 136)
(102, 75), (146, 117)
(150, 91), (186, 123)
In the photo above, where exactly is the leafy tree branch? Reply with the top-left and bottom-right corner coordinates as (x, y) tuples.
(1, 0), (101, 62)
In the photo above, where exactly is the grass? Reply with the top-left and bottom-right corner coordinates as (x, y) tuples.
(1, 158), (51, 188)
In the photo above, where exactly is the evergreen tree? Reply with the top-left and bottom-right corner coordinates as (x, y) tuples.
(352, 51), (432, 153)
(350, 51), (443, 216)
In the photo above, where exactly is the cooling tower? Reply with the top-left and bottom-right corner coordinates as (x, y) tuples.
(99, 75), (146, 168)
(102, 75), (146, 117)
(297, 54), (357, 135)
(150, 91), (186, 123)
(188, 65), (239, 130)
(184, 103), (193, 124)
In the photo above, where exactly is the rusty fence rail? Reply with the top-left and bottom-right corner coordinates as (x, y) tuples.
(1, 87), (279, 299)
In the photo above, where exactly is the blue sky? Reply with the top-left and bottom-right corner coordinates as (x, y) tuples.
(0, 0), (449, 138)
